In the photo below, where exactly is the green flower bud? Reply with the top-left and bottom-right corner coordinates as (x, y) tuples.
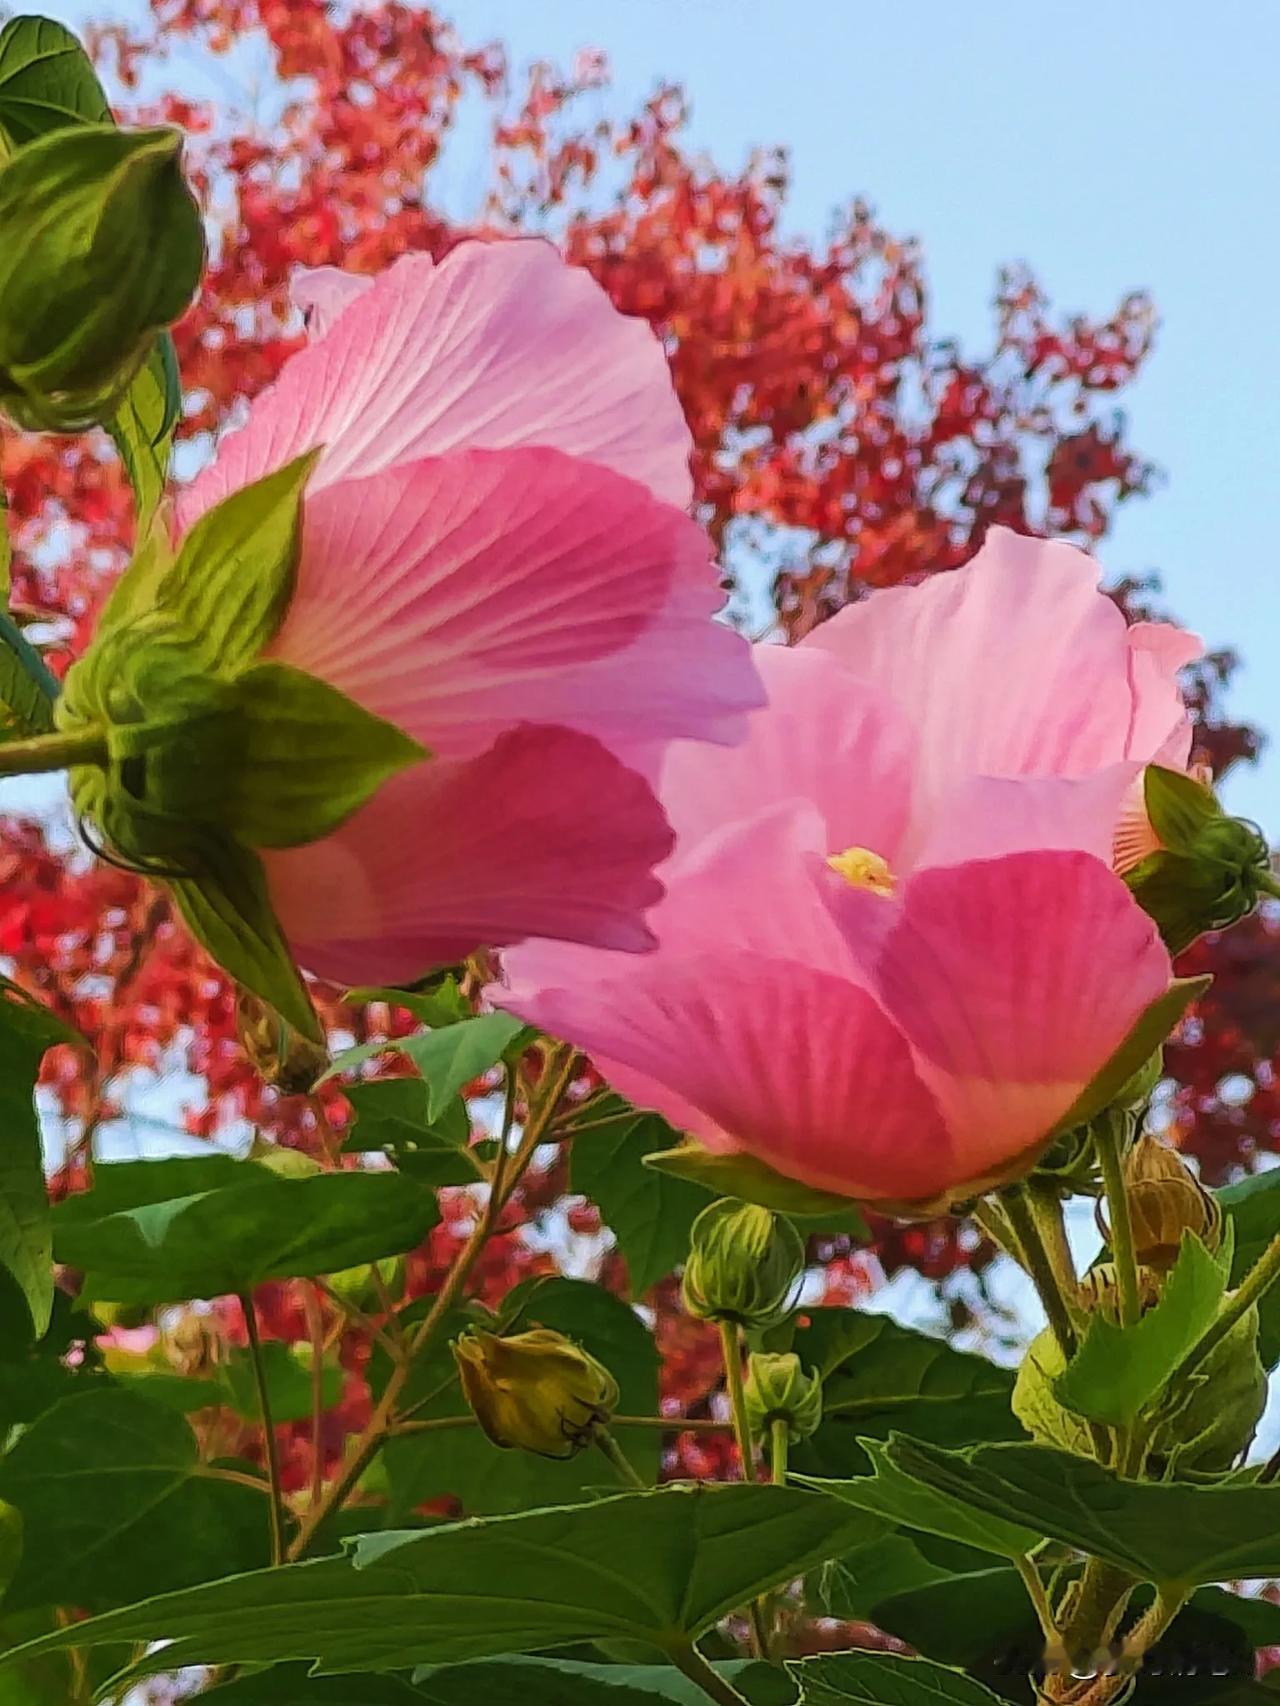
(1014, 1266), (1266, 1475)
(743, 1351), (823, 1443)
(681, 1199), (805, 1330)
(0, 123), (203, 431)
(1126, 766), (1276, 955)
(451, 1327), (619, 1460)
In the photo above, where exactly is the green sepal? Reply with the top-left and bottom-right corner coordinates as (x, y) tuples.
(208, 660), (425, 848)
(645, 1143), (868, 1233)
(1143, 763), (1222, 852)
(139, 449), (321, 671)
(1048, 974), (1210, 1136)
(166, 828), (320, 1043)
(0, 609), (57, 738)
(0, 123), (203, 432)
(106, 334), (181, 530)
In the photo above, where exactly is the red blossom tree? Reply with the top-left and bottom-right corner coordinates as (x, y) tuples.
(1, 0), (1271, 1492)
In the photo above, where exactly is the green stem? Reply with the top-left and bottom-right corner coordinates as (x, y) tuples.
(390, 1412), (729, 1438)
(594, 1427), (646, 1488)
(1166, 1229), (1280, 1391)
(239, 1292), (285, 1567)
(1025, 1181), (1082, 1322)
(1073, 1586), (1189, 1706)
(1058, 1559), (1137, 1679)
(716, 1319), (770, 1660)
(287, 1045), (578, 1562)
(1003, 1187), (1078, 1360)
(0, 725), (106, 776)
(718, 1320), (757, 1483)
(770, 1418), (789, 1487)
(1096, 1118), (1141, 1328)
(668, 1641), (754, 1706)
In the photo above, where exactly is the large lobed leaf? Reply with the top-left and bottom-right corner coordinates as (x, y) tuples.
(0, 1387), (267, 1612)
(818, 1436), (1280, 1586)
(790, 1310), (1022, 1478)
(54, 1157), (438, 1304)
(0, 1484), (866, 1685)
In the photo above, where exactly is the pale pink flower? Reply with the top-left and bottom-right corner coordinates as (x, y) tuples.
(177, 239), (763, 984)
(496, 531), (1189, 1207)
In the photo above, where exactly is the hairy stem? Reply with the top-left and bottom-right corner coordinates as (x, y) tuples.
(0, 725), (107, 776)
(1096, 1120), (1141, 1329)
(239, 1292), (285, 1567)
(770, 1418), (789, 1487)
(717, 1319), (770, 1659)
(1014, 1553), (1066, 1675)
(1003, 1187), (1078, 1360)
(286, 1045), (577, 1561)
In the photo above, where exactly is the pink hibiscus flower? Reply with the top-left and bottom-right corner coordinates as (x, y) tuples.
(176, 239), (763, 984)
(496, 530), (1195, 1208)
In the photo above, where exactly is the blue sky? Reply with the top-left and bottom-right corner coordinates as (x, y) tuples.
(46, 0), (1280, 819)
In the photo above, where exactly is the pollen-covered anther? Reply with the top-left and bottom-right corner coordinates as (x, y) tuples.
(826, 844), (896, 896)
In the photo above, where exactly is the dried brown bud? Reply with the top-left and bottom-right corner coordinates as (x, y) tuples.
(1119, 1134), (1222, 1271)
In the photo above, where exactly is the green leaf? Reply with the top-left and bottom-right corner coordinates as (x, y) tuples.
(0, 1388), (267, 1612)
(0, 16), (110, 146)
(0, 1484), (867, 1684)
(568, 1095), (713, 1293)
(168, 827), (321, 1041)
(1051, 975), (1211, 1134)
(319, 1012), (526, 1117)
(864, 1436), (1280, 1585)
(382, 1276), (659, 1517)
(343, 977), (471, 1028)
(159, 449), (320, 672)
(345, 1082), (481, 1185)
(105, 335), (180, 530)
(788, 1651), (1006, 1706)
(644, 1144), (868, 1234)
(789, 1311), (1021, 1479)
(1053, 1229), (1231, 1425)
(0, 611), (57, 740)
(802, 1439), (1040, 1562)
(200, 659), (424, 848)
(0, 991), (83, 1339)
(54, 1163), (438, 1304)
(207, 1657), (793, 1705)
(1218, 1170), (1280, 1366)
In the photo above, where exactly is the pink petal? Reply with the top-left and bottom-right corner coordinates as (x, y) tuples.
(291, 266), (376, 339)
(178, 238), (692, 530)
(906, 763), (1140, 871)
(801, 527), (1168, 804)
(657, 644), (917, 859)
(1124, 620), (1203, 766)
(266, 447), (759, 760)
(264, 726), (675, 985)
(842, 851), (1172, 1181)
(502, 949), (957, 1202)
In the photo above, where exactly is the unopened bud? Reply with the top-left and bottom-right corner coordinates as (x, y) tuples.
(681, 1199), (805, 1330)
(0, 123), (203, 431)
(451, 1327), (618, 1460)
(1117, 1135), (1222, 1271)
(743, 1351), (823, 1443)
(1126, 766), (1275, 955)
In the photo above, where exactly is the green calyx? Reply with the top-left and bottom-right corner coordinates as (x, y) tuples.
(0, 121), (204, 432)
(51, 453), (426, 1041)
(681, 1199), (806, 1331)
(743, 1350), (823, 1443)
(1126, 765), (1276, 955)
